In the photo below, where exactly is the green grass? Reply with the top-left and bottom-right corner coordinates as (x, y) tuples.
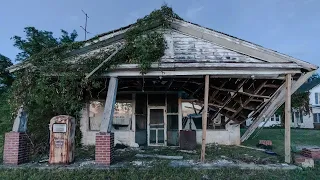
(0, 128), (320, 179)
(0, 163), (319, 180)
(242, 128), (320, 158)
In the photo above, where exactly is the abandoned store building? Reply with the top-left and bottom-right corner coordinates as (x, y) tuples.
(6, 15), (318, 166)
(71, 19), (318, 148)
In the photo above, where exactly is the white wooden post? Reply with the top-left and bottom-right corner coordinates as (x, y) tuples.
(201, 75), (209, 162)
(100, 77), (118, 133)
(178, 97), (183, 131)
(285, 74), (292, 163)
(241, 71), (315, 142)
(132, 93), (136, 132)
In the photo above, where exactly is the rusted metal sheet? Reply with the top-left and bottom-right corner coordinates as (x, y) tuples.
(180, 130), (196, 150)
(49, 115), (76, 164)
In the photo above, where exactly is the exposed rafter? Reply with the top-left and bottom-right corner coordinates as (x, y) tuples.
(228, 81), (268, 122)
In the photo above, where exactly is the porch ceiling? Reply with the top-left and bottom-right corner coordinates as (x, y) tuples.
(117, 76), (284, 124)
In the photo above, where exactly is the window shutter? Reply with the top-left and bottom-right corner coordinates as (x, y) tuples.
(314, 114), (318, 123)
(315, 93), (319, 104)
(300, 111), (303, 123)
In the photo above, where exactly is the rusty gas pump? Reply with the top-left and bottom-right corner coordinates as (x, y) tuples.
(49, 115), (76, 164)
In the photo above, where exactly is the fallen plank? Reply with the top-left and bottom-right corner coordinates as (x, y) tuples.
(135, 154), (183, 160)
(237, 145), (265, 152)
(179, 150), (197, 154)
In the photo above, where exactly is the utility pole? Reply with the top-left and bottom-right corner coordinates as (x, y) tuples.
(80, 10), (90, 40)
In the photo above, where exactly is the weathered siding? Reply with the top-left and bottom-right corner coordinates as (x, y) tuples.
(195, 124), (240, 145)
(162, 30), (264, 63)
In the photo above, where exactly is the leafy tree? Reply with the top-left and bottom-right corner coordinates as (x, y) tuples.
(11, 27), (77, 61)
(0, 54), (13, 149)
(9, 6), (179, 154)
(0, 54), (13, 92)
(276, 73), (320, 125)
(9, 28), (78, 153)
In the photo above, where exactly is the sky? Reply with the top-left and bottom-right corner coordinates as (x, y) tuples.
(0, 0), (319, 70)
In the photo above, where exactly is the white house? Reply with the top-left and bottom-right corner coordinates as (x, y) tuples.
(246, 78), (320, 129)
(309, 79), (320, 129)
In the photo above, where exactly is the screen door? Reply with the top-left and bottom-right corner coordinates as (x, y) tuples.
(148, 107), (167, 146)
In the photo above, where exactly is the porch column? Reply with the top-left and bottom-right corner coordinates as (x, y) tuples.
(178, 97), (183, 132)
(132, 93), (136, 142)
(96, 77), (118, 166)
(201, 75), (209, 162)
(100, 77), (118, 133)
(285, 74), (292, 163)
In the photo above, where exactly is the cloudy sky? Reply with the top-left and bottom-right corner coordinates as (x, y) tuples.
(0, 0), (319, 69)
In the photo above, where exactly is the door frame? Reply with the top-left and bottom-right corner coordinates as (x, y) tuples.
(147, 106), (167, 146)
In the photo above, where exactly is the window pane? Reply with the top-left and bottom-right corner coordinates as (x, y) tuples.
(193, 116), (203, 129)
(158, 130), (164, 143)
(89, 101), (104, 131)
(167, 115), (178, 130)
(276, 115), (280, 121)
(113, 102), (132, 128)
(150, 109), (164, 125)
(135, 94), (147, 114)
(148, 94), (165, 106)
(295, 112), (300, 122)
(270, 116), (274, 121)
(300, 112), (303, 123)
(182, 102), (201, 116)
(136, 115), (147, 130)
(167, 94), (178, 113)
(150, 130), (156, 143)
(314, 114), (317, 123)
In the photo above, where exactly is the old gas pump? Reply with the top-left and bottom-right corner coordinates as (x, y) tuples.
(49, 115), (76, 164)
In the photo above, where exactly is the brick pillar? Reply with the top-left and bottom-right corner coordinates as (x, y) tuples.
(3, 132), (29, 165)
(95, 132), (114, 166)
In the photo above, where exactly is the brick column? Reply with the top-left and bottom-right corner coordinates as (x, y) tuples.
(95, 132), (114, 166)
(3, 132), (29, 165)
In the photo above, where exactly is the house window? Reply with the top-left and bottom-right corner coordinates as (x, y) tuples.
(113, 101), (132, 130)
(315, 93), (320, 104)
(181, 101), (226, 130)
(167, 94), (179, 131)
(88, 96), (133, 131)
(182, 102), (202, 130)
(293, 111), (304, 124)
(89, 101), (104, 131)
(135, 94), (147, 130)
(276, 115), (280, 122)
(270, 115), (275, 121)
(314, 113), (320, 123)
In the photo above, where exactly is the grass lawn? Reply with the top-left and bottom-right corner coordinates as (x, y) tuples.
(0, 128), (319, 179)
(242, 128), (320, 160)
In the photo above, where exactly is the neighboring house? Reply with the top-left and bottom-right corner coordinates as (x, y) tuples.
(246, 79), (320, 129)
(304, 78), (320, 129)
(8, 17), (318, 147)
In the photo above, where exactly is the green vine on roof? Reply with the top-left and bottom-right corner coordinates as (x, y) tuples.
(9, 5), (181, 153)
(115, 5), (182, 73)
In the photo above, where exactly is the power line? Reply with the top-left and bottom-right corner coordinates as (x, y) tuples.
(80, 10), (90, 40)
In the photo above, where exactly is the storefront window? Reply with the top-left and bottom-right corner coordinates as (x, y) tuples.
(113, 102), (132, 130)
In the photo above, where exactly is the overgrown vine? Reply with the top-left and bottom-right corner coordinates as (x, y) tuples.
(10, 5), (182, 154)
